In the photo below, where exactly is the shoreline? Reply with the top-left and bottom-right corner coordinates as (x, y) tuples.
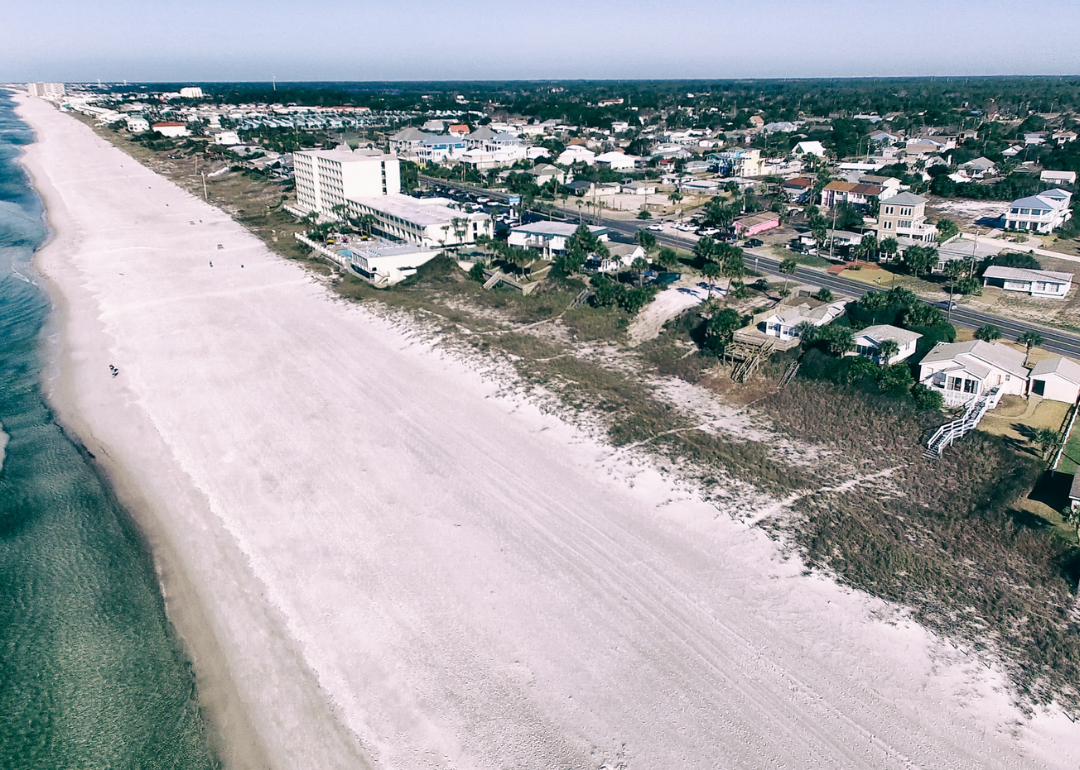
(12, 91), (1079, 769)
(14, 98), (274, 770)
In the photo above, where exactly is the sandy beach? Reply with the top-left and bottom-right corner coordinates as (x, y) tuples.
(14, 92), (1080, 769)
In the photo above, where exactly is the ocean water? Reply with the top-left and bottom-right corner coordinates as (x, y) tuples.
(0, 93), (217, 768)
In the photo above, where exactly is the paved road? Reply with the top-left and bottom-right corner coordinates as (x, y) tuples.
(420, 177), (1080, 358)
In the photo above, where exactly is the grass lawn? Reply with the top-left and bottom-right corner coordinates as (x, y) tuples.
(837, 266), (939, 294)
(979, 397), (1070, 449)
(770, 245), (831, 267)
(1056, 414), (1080, 475)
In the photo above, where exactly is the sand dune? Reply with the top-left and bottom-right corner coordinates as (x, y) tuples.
(15, 93), (1078, 769)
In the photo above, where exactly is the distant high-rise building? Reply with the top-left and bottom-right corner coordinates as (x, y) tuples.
(179, 86), (204, 99)
(27, 83), (66, 100)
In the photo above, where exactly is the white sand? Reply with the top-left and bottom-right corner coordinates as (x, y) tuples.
(15, 93), (1080, 770)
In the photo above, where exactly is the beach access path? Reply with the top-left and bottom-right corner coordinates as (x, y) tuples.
(15, 93), (1079, 770)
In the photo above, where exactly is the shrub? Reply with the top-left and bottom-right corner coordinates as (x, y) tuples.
(703, 308), (743, 354)
(911, 383), (945, 410)
(591, 277), (625, 308)
(619, 286), (657, 315)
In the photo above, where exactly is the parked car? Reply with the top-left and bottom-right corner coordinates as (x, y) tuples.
(745, 238), (764, 248)
(646, 223), (664, 231)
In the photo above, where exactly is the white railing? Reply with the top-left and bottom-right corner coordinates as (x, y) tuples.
(925, 388), (1001, 458)
(294, 233), (350, 268)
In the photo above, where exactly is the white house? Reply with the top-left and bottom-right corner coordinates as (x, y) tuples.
(152, 122), (190, 138)
(1028, 357), (1080, 404)
(760, 301), (846, 341)
(982, 266), (1072, 299)
(557, 146), (597, 166)
(622, 181), (657, 196)
(918, 341), (1029, 406)
(125, 116), (150, 134)
(850, 325), (922, 365)
(959, 157), (997, 178)
(1040, 170), (1077, 185)
(414, 137), (468, 164)
(792, 141), (827, 158)
(1003, 189), (1073, 233)
(213, 130), (241, 145)
(508, 222), (608, 257)
(528, 164), (566, 185)
(594, 151), (639, 171)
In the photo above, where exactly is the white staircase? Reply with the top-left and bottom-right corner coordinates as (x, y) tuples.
(924, 388), (1001, 459)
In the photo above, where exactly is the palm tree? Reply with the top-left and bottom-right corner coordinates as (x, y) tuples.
(779, 258), (798, 294)
(635, 228), (658, 254)
(974, 324), (1002, 342)
(450, 217), (469, 243)
(796, 321), (818, 346)
(856, 234), (878, 261)
(877, 339), (900, 367)
(1018, 331), (1043, 355)
(1033, 427), (1061, 460)
(631, 257), (649, 286)
(701, 261), (721, 299)
(880, 236), (899, 263)
(694, 236), (717, 265)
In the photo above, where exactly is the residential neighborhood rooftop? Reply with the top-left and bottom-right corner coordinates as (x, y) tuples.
(856, 324), (923, 346)
(982, 265), (1074, 284)
(920, 340), (1029, 379)
(1029, 355), (1080, 385)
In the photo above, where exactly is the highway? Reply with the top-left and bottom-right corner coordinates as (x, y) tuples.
(419, 176), (1080, 358)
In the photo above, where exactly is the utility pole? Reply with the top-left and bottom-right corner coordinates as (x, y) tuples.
(828, 201), (838, 261)
(202, 171), (208, 201)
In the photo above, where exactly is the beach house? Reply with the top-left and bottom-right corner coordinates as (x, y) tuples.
(981, 266), (1072, 299)
(850, 325), (922, 365)
(917, 341), (1029, 406)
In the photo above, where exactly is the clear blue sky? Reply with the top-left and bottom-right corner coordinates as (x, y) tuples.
(4, 0), (1079, 82)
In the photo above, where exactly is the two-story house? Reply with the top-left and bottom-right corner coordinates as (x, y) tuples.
(875, 192), (937, 245)
(1003, 189), (1073, 234)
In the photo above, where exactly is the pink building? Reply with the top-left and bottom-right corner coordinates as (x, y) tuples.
(732, 212), (780, 237)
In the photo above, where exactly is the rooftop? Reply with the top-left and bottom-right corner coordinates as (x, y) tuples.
(856, 324), (923, 346)
(1030, 356), (1080, 385)
(920, 340), (1029, 379)
(511, 222), (608, 238)
(351, 194), (485, 227)
(983, 266), (1073, 284)
(884, 192), (927, 207)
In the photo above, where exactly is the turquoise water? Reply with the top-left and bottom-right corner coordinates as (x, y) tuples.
(0, 93), (217, 768)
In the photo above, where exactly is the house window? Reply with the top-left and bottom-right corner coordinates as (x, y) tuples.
(948, 377), (962, 391)
(884, 206), (894, 215)
(963, 379), (978, 394)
